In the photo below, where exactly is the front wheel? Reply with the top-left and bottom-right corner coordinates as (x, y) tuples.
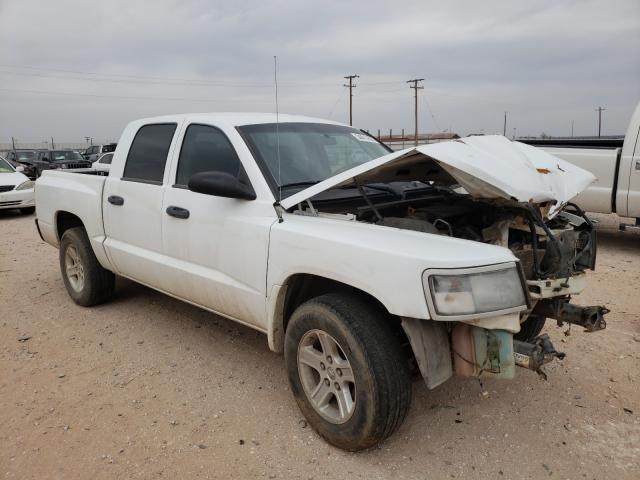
(59, 227), (115, 306)
(284, 293), (411, 451)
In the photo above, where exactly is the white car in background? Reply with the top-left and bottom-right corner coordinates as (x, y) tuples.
(92, 152), (113, 172)
(0, 155), (35, 214)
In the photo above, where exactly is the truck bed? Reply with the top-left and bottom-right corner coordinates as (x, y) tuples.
(539, 146), (620, 214)
(35, 169), (111, 268)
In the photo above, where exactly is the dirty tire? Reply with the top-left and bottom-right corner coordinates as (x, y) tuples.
(20, 207), (35, 215)
(514, 314), (546, 342)
(59, 227), (115, 307)
(285, 293), (412, 451)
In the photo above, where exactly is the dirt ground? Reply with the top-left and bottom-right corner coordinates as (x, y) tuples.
(1, 211), (638, 480)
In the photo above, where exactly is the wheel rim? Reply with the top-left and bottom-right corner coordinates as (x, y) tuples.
(297, 329), (356, 424)
(64, 245), (85, 292)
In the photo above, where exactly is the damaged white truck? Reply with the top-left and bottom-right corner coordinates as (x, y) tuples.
(35, 114), (608, 451)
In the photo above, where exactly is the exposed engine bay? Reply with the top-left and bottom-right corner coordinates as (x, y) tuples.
(293, 180), (597, 283)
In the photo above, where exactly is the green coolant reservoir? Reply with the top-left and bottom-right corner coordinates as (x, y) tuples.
(472, 327), (515, 380)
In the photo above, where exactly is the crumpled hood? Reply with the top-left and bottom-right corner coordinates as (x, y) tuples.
(280, 135), (596, 218)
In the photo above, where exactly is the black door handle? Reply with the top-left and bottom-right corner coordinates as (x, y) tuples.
(107, 195), (124, 206)
(166, 205), (190, 219)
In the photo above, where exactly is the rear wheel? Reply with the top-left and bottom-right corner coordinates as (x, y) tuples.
(284, 293), (411, 451)
(59, 227), (115, 306)
(515, 314), (546, 342)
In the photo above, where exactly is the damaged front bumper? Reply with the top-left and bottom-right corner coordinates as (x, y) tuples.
(402, 297), (608, 389)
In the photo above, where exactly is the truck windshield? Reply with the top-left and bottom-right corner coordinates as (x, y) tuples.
(238, 123), (389, 197)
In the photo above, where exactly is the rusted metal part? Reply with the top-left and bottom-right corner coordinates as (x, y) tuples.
(513, 334), (565, 380)
(533, 299), (608, 332)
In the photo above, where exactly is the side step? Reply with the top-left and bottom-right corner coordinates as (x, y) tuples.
(619, 218), (640, 232)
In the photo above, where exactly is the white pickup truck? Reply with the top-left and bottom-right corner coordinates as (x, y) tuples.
(35, 113), (608, 451)
(525, 101), (640, 228)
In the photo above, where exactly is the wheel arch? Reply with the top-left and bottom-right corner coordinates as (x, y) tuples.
(267, 273), (408, 355)
(55, 210), (85, 240)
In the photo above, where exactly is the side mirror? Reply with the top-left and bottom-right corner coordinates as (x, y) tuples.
(188, 171), (256, 200)
(15, 165), (25, 173)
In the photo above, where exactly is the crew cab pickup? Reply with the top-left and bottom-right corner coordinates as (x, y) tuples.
(35, 113), (608, 451)
(524, 101), (640, 229)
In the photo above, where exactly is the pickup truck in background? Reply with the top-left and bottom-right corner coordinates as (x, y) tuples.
(82, 143), (118, 163)
(523, 101), (640, 229)
(35, 113), (608, 451)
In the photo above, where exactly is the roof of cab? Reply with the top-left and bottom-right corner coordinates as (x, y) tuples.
(128, 112), (347, 127)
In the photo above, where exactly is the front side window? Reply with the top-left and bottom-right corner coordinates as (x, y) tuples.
(237, 123), (389, 198)
(123, 123), (176, 183)
(175, 124), (243, 186)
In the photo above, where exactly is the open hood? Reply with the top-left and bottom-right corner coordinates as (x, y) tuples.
(280, 135), (595, 217)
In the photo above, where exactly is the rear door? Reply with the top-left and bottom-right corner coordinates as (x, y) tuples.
(160, 122), (276, 328)
(103, 123), (180, 288)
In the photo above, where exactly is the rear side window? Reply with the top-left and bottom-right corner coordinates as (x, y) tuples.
(175, 124), (242, 186)
(123, 123), (176, 184)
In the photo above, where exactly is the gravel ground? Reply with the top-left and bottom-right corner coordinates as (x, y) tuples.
(1, 211), (639, 480)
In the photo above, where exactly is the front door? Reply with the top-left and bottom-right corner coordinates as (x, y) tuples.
(160, 123), (275, 328)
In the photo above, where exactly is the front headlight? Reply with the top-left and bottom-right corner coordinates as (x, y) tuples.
(15, 180), (34, 190)
(422, 263), (528, 319)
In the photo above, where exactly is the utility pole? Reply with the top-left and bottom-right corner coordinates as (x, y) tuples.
(571, 120), (574, 137)
(51, 137), (54, 149)
(343, 74), (359, 126)
(503, 111), (508, 136)
(407, 78), (424, 146)
(595, 106), (605, 137)
(11, 136), (16, 152)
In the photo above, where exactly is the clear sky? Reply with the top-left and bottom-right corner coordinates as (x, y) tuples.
(1, 0), (638, 143)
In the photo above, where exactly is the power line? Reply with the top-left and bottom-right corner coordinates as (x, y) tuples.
(0, 87), (331, 104)
(0, 68), (343, 89)
(326, 87), (347, 119)
(407, 78), (424, 146)
(343, 74), (359, 126)
(421, 92), (442, 132)
(0, 87), (229, 102)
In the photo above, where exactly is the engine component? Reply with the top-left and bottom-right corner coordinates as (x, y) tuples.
(513, 334), (565, 379)
(451, 324), (515, 379)
(533, 299), (608, 332)
(377, 217), (439, 234)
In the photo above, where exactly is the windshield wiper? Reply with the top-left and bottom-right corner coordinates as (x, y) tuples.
(279, 181), (320, 189)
